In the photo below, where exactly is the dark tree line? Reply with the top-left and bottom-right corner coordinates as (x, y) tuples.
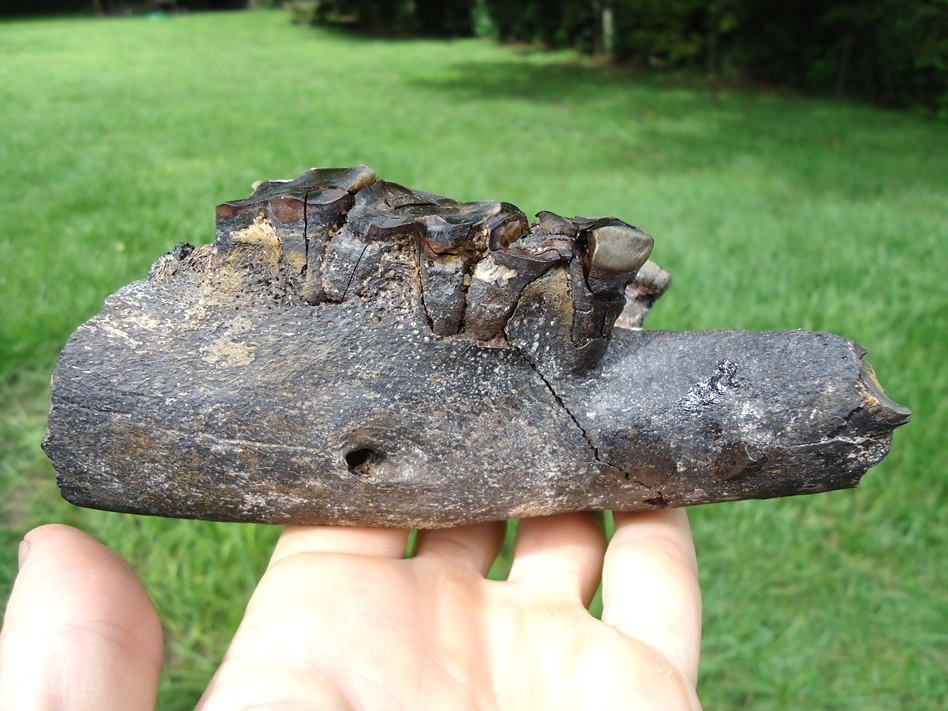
(317, 0), (948, 111)
(4, 0), (945, 111)
(0, 0), (243, 15)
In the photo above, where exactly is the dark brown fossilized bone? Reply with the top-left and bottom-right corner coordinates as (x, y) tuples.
(42, 166), (910, 528)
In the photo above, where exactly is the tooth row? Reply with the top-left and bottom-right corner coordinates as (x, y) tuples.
(214, 166), (659, 373)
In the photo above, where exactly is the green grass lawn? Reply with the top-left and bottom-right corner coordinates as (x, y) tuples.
(1, 10), (946, 709)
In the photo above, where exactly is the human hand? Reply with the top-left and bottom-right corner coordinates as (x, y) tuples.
(0, 511), (701, 710)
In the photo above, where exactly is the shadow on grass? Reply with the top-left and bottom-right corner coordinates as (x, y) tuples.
(408, 58), (948, 200)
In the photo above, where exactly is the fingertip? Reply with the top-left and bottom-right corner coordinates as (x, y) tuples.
(413, 520), (507, 577)
(610, 509), (698, 575)
(602, 509), (701, 685)
(507, 513), (607, 607)
(1, 524), (163, 711)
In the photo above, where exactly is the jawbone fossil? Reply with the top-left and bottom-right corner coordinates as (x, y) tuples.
(42, 166), (911, 527)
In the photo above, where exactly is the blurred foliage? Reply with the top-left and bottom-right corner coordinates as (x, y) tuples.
(294, 0), (948, 111)
(5, 0), (945, 111)
(0, 0), (244, 17)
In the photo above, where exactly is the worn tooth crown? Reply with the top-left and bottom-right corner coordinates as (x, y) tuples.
(207, 166), (664, 372)
(586, 222), (654, 275)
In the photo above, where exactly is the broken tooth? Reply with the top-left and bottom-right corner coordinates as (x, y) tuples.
(487, 205), (529, 250)
(586, 221), (654, 276)
(472, 257), (519, 286)
(629, 259), (672, 294)
(615, 259), (672, 330)
(536, 211), (579, 237)
(855, 358), (912, 429)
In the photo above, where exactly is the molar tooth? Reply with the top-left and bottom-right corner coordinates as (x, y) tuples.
(504, 224), (574, 264)
(250, 165), (376, 201)
(585, 221), (654, 277)
(413, 201), (514, 336)
(216, 168), (376, 304)
(417, 201), (499, 255)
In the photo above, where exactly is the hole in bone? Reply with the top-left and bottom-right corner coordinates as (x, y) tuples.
(345, 448), (382, 475)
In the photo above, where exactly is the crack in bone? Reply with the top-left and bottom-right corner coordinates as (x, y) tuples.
(515, 349), (645, 487)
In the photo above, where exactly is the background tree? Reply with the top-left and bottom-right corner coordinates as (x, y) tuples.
(1, 0), (944, 111)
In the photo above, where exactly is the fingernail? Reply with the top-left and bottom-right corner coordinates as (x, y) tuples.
(18, 539), (30, 569)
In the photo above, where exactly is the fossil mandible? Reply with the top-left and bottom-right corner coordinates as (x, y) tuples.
(42, 166), (911, 527)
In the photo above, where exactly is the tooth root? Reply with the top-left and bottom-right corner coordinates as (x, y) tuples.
(465, 209), (563, 342)
(500, 254), (616, 376)
(319, 182), (426, 304)
(504, 263), (617, 376)
(298, 188), (355, 304)
(420, 254), (472, 336)
(505, 269), (576, 374)
(413, 202), (525, 336)
(616, 260), (672, 330)
(322, 229), (383, 302)
(568, 257), (623, 370)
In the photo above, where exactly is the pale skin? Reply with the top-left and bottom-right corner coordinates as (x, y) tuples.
(0, 510), (702, 710)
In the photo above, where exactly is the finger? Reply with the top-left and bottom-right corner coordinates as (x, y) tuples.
(202, 525), (414, 709)
(413, 520), (506, 576)
(602, 509), (701, 685)
(0, 524), (163, 711)
(269, 525), (410, 567)
(506, 513), (606, 606)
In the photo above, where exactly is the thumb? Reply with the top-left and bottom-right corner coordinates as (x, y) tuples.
(0, 524), (163, 711)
